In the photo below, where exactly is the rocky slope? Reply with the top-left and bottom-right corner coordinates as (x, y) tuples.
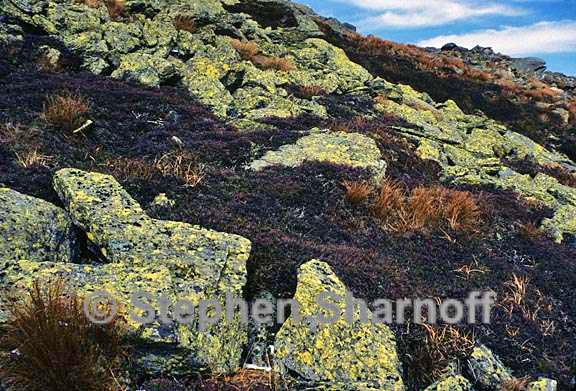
(1, 0), (576, 389)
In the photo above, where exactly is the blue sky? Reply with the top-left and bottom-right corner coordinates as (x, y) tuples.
(301, 0), (576, 75)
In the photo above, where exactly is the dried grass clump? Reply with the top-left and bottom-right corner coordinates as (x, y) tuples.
(41, 91), (91, 132)
(106, 151), (206, 188)
(342, 180), (372, 205)
(104, 0), (125, 19)
(252, 55), (296, 72)
(77, 0), (124, 19)
(15, 149), (54, 169)
(296, 85), (328, 99)
(173, 15), (196, 33)
(518, 222), (544, 241)
(230, 39), (295, 71)
(230, 39), (259, 61)
(369, 179), (482, 233)
(410, 324), (475, 383)
(502, 377), (530, 391)
(0, 279), (127, 391)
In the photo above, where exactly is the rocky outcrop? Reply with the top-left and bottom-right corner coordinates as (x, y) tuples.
(249, 130), (386, 181)
(0, 188), (77, 263)
(1, 169), (252, 376)
(374, 79), (576, 241)
(274, 259), (405, 390)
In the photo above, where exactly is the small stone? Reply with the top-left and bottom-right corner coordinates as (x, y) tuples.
(424, 375), (473, 391)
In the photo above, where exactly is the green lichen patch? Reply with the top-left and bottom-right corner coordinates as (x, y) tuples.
(423, 375), (473, 391)
(249, 131), (386, 182)
(274, 260), (405, 390)
(0, 188), (78, 264)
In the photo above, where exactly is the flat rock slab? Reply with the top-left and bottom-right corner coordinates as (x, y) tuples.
(250, 131), (386, 181)
(274, 259), (405, 390)
(0, 187), (77, 263)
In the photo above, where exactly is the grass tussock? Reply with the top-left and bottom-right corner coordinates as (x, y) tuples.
(367, 178), (482, 234)
(173, 15), (196, 33)
(230, 39), (296, 72)
(106, 151), (206, 188)
(408, 324), (475, 384)
(77, 0), (124, 19)
(15, 148), (54, 169)
(0, 279), (127, 391)
(41, 91), (91, 132)
(502, 377), (530, 391)
(295, 85), (328, 99)
(342, 180), (372, 205)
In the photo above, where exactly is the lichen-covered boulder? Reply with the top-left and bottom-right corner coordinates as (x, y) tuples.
(111, 53), (178, 87)
(424, 376), (474, 391)
(250, 131), (386, 181)
(466, 345), (512, 389)
(527, 378), (557, 391)
(274, 260), (405, 390)
(49, 168), (251, 374)
(0, 188), (77, 264)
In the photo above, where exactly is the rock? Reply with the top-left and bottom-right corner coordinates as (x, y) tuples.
(441, 43), (463, 52)
(0, 188), (78, 264)
(526, 378), (557, 391)
(249, 131), (386, 182)
(111, 53), (178, 87)
(274, 260), (405, 390)
(466, 345), (512, 389)
(47, 168), (252, 374)
(511, 57), (547, 74)
(424, 375), (474, 391)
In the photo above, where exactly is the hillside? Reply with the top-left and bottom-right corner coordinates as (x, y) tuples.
(0, 0), (575, 390)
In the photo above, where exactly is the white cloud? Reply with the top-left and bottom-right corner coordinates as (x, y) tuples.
(347, 0), (522, 28)
(417, 20), (576, 55)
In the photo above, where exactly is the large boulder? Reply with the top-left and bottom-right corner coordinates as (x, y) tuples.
(249, 131), (386, 182)
(2, 168), (252, 376)
(0, 188), (77, 264)
(274, 259), (405, 390)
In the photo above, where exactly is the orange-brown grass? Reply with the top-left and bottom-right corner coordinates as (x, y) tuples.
(464, 68), (493, 82)
(252, 55), (296, 72)
(173, 15), (196, 33)
(231, 39), (260, 61)
(104, 0), (125, 19)
(525, 87), (563, 100)
(199, 368), (274, 390)
(370, 179), (482, 233)
(41, 91), (91, 132)
(296, 85), (327, 99)
(329, 116), (374, 133)
(518, 222), (544, 241)
(230, 39), (295, 71)
(0, 279), (127, 391)
(342, 180), (372, 205)
(502, 377), (530, 391)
